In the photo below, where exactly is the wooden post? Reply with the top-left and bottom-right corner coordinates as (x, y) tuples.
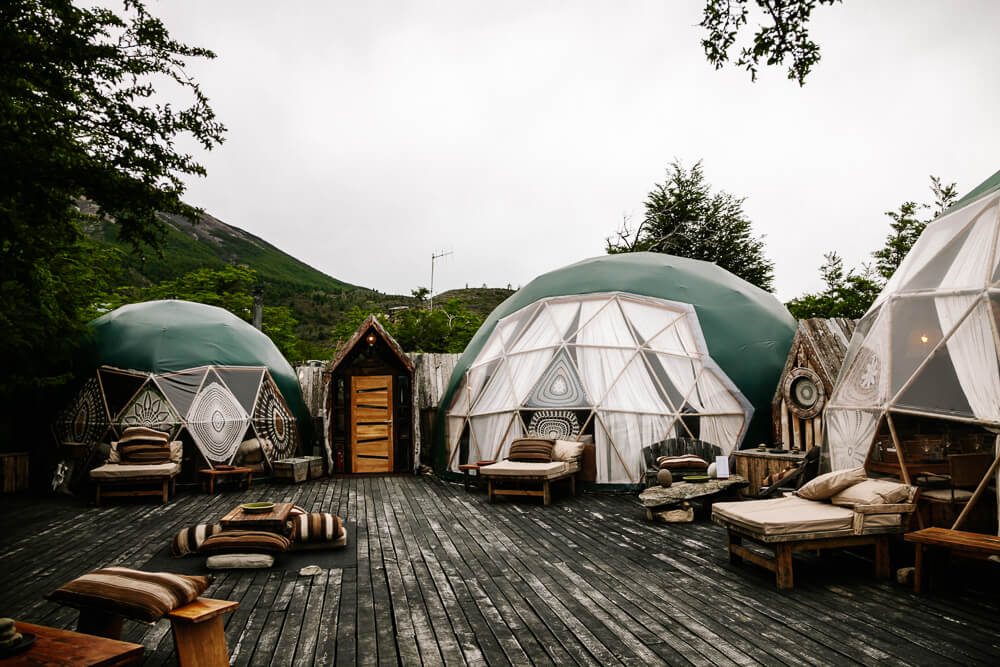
(805, 419), (814, 450)
(780, 399), (789, 448)
(813, 415), (822, 450)
(542, 480), (551, 505)
(951, 435), (1000, 530)
(913, 542), (925, 593)
(791, 414), (801, 451)
(727, 532), (743, 565)
(885, 413), (912, 486)
(775, 543), (794, 590)
(874, 537), (890, 578)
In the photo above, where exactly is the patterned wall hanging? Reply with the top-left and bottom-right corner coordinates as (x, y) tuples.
(525, 348), (589, 408)
(54, 378), (109, 447)
(527, 410), (581, 440)
(186, 378), (250, 464)
(116, 381), (181, 439)
(253, 375), (298, 459)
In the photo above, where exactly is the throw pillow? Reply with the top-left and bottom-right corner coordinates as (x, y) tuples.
(237, 438), (266, 464)
(656, 455), (708, 471)
(118, 442), (172, 465)
(171, 524), (223, 557)
(291, 513), (344, 544)
(796, 467), (867, 501)
(830, 479), (911, 507)
(508, 438), (554, 463)
(45, 567), (212, 623)
(206, 554), (275, 569)
(199, 530), (290, 555)
(168, 441), (183, 464)
(552, 440), (584, 462)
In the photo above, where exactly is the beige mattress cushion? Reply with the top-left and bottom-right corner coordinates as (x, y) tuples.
(713, 496), (856, 536)
(90, 462), (180, 480)
(830, 479), (911, 507)
(479, 460), (570, 479)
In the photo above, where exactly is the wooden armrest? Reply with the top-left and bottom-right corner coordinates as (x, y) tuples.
(167, 597), (238, 624)
(854, 503), (916, 515)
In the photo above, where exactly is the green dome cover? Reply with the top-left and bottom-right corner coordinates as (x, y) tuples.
(86, 300), (309, 425)
(435, 253), (795, 472)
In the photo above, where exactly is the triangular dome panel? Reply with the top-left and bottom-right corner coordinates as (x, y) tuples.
(525, 348), (590, 408)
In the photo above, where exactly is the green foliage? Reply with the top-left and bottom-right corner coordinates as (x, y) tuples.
(607, 160), (775, 291)
(104, 265), (305, 361)
(0, 0), (224, 439)
(331, 300), (484, 354)
(786, 253), (883, 319)
(701, 0), (841, 85)
(788, 176), (960, 319)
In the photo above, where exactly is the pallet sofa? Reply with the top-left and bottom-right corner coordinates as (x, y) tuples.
(89, 428), (182, 505)
(479, 438), (583, 505)
(711, 467), (919, 589)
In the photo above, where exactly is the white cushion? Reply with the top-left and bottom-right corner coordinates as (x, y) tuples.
(830, 479), (911, 507)
(89, 462), (180, 480)
(552, 440), (584, 462)
(796, 467), (867, 500)
(206, 553), (275, 569)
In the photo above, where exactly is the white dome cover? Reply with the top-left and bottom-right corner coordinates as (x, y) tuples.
(445, 292), (753, 484)
(827, 188), (1000, 470)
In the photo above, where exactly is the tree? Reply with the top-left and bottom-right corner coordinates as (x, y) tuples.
(1, 1), (224, 436)
(701, 0), (841, 85)
(873, 176), (958, 281)
(607, 160), (775, 291)
(104, 266), (305, 361)
(411, 287), (430, 302)
(330, 298), (483, 355)
(785, 252), (883, 319)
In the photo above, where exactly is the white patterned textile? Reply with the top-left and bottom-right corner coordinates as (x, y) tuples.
(187, 381), (249, 464)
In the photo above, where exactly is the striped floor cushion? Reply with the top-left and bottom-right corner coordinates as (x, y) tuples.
(291, 513), (343, 544)
(119, 442), (172, 465)
(656, 455), (708, 470)
(45, 567), (212, 623)
(199, 530), (290, 555)
(171, 524), (223, 557)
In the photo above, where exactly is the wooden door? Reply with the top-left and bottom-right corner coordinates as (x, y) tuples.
(351, 375), (393, 473)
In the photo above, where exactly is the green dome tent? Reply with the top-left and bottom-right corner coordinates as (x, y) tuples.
(55, 300), (310, 469)
(435, 253), (796, 484)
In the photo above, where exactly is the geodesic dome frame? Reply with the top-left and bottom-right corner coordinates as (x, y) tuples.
(445, 292), (754, 484)
(826, 183), (1000, 471)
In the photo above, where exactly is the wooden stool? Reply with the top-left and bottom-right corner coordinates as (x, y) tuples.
(168, 597), (239, 667)
(458, 460), (495, 491)
(199, 466), (253, 494)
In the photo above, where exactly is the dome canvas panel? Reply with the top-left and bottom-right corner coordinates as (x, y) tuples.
(115, 380), (182, 440)
(186, 369), (250, 465)
(524, 348), (590, 408)
(826, 176), (1000, 471)
(54, 378), (109, 449)
(154, 368), (209, 418)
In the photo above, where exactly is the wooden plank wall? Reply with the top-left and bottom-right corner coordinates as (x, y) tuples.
(296, 354), (460, 472)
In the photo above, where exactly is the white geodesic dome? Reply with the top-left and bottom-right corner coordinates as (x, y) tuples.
(826, 185), (1000, 470)
(445, 292), (753, 484)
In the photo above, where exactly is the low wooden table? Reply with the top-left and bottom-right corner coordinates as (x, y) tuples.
(905, 526), (1000, 593)
(220, 502), (294, 535)
(639, 475), (747, 520)
(2, 621), (143, 666)
(199, 466), (253, 494)
(731, 450), (805, 496)
(458, 460), (495, 491)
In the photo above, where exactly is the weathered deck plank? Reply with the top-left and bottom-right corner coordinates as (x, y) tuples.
(2, 475), (999, 666)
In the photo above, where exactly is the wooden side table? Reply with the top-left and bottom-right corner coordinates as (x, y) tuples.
(4, 621), (143, 666)
(199, 467), (253, 494)
(458, 460), (495, 491)
(220, 502), (294, 535)
(168, 598), (239, 667)
(731, 450), (805, 496)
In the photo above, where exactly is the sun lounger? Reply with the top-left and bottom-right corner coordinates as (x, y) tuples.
(479, 439), (583, 505)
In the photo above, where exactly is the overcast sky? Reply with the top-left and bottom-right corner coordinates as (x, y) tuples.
(143, 0), (1000, 302)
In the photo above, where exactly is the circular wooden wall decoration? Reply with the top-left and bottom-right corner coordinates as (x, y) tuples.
(783, 367), (825, 419)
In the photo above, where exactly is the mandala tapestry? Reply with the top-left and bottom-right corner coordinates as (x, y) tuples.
(186, 380), (249, 464)
(525, 348), (589, 408)
(116, 382), (181, 439)
(54, 378), (108, 447)
(253, 376), (298, 459)
(527, 410), (580, 440)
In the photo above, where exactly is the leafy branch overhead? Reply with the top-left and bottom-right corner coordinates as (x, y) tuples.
(701, 0), (841, 85)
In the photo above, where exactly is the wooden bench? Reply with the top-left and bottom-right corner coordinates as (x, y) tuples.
(76, 597), (238, 667)
(905, 527), (1000, 593)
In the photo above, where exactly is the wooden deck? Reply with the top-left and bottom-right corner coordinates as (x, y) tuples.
(2, 475), (999, 666)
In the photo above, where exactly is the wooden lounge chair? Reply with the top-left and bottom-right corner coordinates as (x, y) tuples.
(480, 460), (578, 505)
(641, 438), (722, 487)
(712, 484), (919, 589)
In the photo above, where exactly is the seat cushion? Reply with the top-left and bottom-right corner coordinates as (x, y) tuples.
(171, 524), (223, 557)
(656, 455), (709, 471)
(713, 496), (856, 536)
(45, 567), (212, 623)
(206, 553), (275, 569)
(796, 467), (867, 500)
(200, 530), (290, 555)
(291, 513), (343, 544)
(119, 442), (172, 465)
(90, 462), (180, 480)
(479, 460), (570, 479)
(553, 440), (584, 462)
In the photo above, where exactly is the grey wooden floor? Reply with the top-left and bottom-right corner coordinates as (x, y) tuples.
(1, 475), (999, 666)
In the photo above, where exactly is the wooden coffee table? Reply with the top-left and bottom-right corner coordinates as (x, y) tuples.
(199, 466), (253, 494)
(638, 475), (747, 520)
(220, 502), (294, 535)
(2, 621), (143, 666)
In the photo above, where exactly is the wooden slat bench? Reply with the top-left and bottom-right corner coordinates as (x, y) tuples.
(905, 527), (1000, 593)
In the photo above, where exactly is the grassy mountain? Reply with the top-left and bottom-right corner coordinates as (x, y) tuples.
(79, 202), (513, 358)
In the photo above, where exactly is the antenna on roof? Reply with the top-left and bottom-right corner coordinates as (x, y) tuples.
(429, 250), (453, 310)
